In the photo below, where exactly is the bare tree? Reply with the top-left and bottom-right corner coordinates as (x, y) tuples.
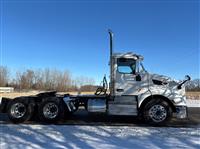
(15, 69), (35, 90)
(32, 69), (43, 90)
(4, 67), (96, 92)
(0, 66), (9, 87)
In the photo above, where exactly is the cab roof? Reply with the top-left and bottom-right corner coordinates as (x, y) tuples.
(113, 52), (144, 60)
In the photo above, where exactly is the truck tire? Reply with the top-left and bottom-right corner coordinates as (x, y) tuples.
(38, 97), (64, 123)
(7, 98), (34, 123)
(142, 99), (172, 125)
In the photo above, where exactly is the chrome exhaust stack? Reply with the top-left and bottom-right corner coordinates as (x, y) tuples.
(108, 29), (114, 97)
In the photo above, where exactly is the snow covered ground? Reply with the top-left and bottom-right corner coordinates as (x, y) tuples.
(186, 100), (200, 107)
(0, 124), (199, 149)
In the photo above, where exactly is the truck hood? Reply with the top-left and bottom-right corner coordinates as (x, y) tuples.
(150, 73), (172, 82)
(149, 73), (180, 86)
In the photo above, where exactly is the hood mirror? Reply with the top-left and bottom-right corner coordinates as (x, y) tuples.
(185, 75), (191, 81)
(177, 75), (191, 89)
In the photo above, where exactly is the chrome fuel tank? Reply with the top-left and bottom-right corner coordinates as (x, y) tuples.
(87, 99), (106, 113)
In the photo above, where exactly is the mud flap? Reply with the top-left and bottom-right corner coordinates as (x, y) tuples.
(0, 97), (10, 113)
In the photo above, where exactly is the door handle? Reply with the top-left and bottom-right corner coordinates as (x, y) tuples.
(116, 89), (124, 92)
(126, 78), (135, 81)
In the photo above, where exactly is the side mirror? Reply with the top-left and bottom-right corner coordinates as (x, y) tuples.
(185, 75), (191, 81)
(177, 75), (191, 89)
(136, 74), (141, 81)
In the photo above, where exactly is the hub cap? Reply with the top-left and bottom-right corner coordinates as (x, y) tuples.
(10, 103), (26, 118)
(149, 104), (167, 123)
(43, 103), (58, 119)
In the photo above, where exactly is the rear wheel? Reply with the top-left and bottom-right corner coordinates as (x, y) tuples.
(7, 98), (34, 123)
(38, 97), (64, 123)
(142, 99), (172, 125)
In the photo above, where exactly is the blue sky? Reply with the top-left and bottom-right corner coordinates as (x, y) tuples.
(0, 0), (199, 83)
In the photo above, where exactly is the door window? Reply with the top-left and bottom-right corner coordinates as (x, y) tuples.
(117, 58), (136, 74)
(118, 66), (132, 73)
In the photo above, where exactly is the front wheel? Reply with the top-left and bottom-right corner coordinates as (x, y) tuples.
(142, 99), (172, 125)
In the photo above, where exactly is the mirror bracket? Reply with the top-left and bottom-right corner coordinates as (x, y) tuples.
(136, 74), (141, 81)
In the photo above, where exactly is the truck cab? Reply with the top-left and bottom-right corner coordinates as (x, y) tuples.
(106, 51), (188, 123)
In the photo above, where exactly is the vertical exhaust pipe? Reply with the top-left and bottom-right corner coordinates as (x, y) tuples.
(108, 29), (113, 61)
(108, 29), (114, 97)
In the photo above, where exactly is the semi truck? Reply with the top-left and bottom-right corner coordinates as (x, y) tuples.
(0, 30), (190, 125)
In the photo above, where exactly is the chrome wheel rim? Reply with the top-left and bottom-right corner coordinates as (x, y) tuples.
(43, 103), (58, 119)
(10, 103), (26, 118)
(149, 104), (167, 123)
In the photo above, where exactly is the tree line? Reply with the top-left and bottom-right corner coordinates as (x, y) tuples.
(1, 66), (199, 92)
(0, 66), (97, 92)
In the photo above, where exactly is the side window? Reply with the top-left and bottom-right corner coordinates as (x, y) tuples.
(117, 58), (136, 74)
(118, 66), (132, 73)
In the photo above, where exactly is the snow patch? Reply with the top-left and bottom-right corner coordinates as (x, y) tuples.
(186, 100), (200, 107)
(1, 124), (199, 149)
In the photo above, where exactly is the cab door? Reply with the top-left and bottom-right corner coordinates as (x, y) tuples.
(114, 58), (141, 96)
(108, 58), (139, 115)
